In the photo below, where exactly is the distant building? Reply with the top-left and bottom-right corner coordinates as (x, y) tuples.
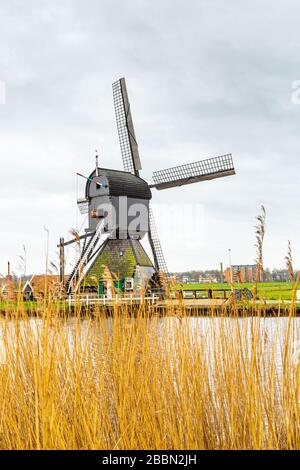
(225, 264), (263, 283)
(172, 270), (223, 284)
(0, 262), (18, 301)
(0, 275), (17, 301)
(198, 275), (218, 284)
(23, 275), (67, 301)
(171, 267), (292, 285)
(271, 269), (291, 282)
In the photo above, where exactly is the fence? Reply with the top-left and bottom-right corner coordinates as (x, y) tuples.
(67, 293), (160, 306)
(178, 288), (231, 300)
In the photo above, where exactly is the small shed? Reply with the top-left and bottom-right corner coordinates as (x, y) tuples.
(0, 275), (17, 302)
(23, 275), (67, 301)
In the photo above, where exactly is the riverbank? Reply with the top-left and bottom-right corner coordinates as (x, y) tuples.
(1, 298), (300, 317)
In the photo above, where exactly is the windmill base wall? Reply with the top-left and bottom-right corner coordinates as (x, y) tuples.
(79, 239), (155, 295)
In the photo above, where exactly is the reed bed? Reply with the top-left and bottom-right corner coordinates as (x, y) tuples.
(0, 301), (299, 450)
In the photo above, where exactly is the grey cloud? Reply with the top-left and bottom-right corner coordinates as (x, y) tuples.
(1, 0), (300, 273)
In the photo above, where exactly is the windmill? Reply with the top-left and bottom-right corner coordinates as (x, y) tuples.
(61, 78), (236, 297)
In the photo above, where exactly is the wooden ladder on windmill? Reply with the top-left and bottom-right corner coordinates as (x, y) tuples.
(66, 219), (109, 295)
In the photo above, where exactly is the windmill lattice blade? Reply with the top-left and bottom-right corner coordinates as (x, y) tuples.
(149, 207), (168, 274)
(150, 154), (235, 190)
(112, 78), (142, 176)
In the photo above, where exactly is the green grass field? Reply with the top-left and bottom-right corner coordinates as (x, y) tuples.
(177, 282), (295, 301)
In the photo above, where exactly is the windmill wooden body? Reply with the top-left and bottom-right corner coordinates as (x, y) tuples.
(61, 78), (236, 297)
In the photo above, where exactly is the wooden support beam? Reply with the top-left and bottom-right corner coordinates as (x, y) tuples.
(59, 238), (65, 283)
(57, 231), (94, 248)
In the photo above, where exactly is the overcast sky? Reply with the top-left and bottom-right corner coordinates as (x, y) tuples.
(1, 0), (300, 275)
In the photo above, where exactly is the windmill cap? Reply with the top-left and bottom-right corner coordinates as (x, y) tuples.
(86, 168), (152, 200)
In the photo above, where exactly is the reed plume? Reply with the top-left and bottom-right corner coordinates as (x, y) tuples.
(285, 240), (295, 283)
(254, 205), (266, 298)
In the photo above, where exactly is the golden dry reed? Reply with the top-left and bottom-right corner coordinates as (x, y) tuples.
(0, 300), (299, 450)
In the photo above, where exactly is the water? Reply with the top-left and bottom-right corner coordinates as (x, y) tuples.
(1, 316), (300, 369)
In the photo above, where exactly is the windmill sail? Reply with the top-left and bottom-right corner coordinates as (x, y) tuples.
(112, 78), (142, 176)
(150, 154), (235, 190)
(148, 207), (168, 274)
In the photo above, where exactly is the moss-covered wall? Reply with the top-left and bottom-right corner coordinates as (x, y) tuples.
(82, 239), (153, 287)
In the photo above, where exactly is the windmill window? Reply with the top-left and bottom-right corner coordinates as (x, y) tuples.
(124, 278), (134, 291)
